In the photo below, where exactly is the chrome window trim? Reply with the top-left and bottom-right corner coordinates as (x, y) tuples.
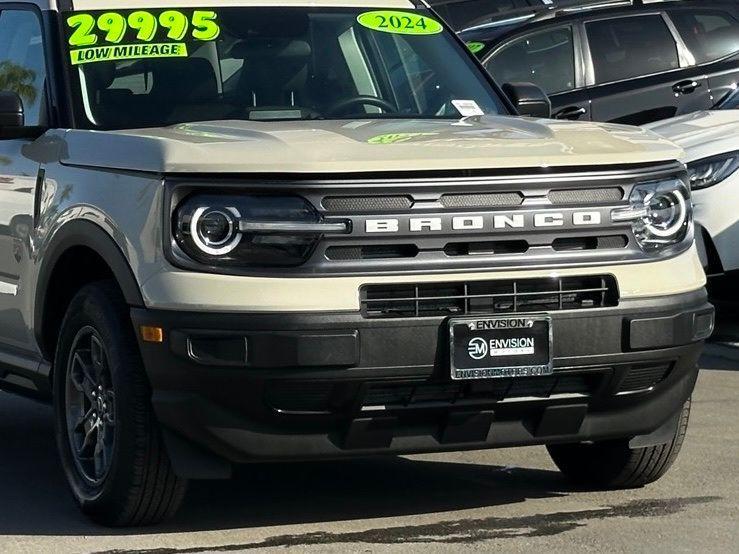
(661, 12), (696, 68)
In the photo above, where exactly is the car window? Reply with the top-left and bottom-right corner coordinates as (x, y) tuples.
(0, 9), (47, 126)
(65, 7), (507, 129)
(485, 27), (576, 94)
(586, 15), (680, 84)
(669, 10), (739, 65)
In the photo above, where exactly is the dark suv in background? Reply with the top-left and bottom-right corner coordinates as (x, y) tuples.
(458, 0), (739, 125)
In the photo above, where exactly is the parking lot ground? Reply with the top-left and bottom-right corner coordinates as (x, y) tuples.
(0, 344), (737, 554)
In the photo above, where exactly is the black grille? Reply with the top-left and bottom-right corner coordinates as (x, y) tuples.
(440, 192), (524, 209)
(361, 276), (619, 319)
(548, 187), (624, 204)
(618, 364), (672, 392)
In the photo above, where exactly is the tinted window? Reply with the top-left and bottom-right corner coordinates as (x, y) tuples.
(586, 15), (679, 84)
(68, 8), (506, 129)
(486, 27), (575, 94)
(670, 10), (739, 64)
(0, 10), (47, 125)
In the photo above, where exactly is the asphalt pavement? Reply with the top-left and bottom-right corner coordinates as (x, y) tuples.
(0, 343), (737, 553)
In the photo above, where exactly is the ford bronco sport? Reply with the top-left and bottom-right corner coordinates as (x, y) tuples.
(0, 0), (713, 526)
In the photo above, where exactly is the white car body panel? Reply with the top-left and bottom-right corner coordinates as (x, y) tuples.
(55, 117), (683, 174)
(646, 110), (739, 273)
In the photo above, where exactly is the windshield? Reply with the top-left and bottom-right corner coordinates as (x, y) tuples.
(63, 7), (507, 129)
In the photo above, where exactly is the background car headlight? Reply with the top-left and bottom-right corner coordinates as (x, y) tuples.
(612, 179), (691, 252)
(174, 194), (333, 267)
(687, 151), (739, 190)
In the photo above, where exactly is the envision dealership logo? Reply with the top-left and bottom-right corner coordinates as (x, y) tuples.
(467, 337), (537, 359)
(468, 337), (488, 360)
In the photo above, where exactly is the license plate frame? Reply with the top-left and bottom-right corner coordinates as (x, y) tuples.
(449, 315), (553, 381)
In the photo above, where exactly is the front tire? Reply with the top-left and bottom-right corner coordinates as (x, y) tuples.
(547, 398), (691, 489)
(53, 281), (187, 526)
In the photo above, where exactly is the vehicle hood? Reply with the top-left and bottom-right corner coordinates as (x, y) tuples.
(645, 111), (739, 161)
(55, 116), (683, 174)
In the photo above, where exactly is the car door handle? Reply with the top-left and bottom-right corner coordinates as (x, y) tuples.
(553, 106), (587, 120)
(673, 80), (702, 95)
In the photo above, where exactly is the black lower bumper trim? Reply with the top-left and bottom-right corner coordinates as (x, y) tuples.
(130, 289), (711, 475)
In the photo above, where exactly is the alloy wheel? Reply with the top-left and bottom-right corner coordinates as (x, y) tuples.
(64, 326), (117, 485)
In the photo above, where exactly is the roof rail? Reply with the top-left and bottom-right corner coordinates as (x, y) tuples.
(461, 0), (642, 33)
(529, 0), (637, 23)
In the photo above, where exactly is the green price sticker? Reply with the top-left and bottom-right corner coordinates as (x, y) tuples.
(357, 11), (443, 36)
(467, 42), (486, 55)
(66, 9), (220, 65)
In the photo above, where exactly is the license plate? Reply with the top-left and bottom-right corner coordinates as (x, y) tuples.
(449, 315), (553, 380)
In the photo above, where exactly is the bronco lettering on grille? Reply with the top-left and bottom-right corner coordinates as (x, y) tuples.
(365, 211), (603, 233)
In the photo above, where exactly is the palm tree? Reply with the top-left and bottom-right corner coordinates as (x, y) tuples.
(0, 60), (37, 106)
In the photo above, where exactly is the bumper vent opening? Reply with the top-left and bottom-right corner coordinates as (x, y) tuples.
(553, 235), (629, 252)
(444, 240), (529, 256)
(362, 374), (602, 410)
(361, 276), (619, 319)
(618, 364), (672, 393)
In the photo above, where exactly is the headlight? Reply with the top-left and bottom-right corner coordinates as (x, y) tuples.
(612, 179), (691, 252)
(687, 151), (739, 190)
(174, 194), (350, 268)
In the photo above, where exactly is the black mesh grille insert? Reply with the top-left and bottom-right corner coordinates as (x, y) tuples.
(361, 276), (618, 319)
(440, 192), (524, 209)
(619, 364), (672, 392)
(322, 196), (412, 213)
(549, 187), (624, 204)
(326, 244), (419, 260)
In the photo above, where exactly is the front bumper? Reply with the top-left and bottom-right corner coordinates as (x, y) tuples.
(131, 289), (713, 477)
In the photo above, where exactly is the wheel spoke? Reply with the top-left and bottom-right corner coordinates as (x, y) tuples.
(104, 390), (116, 426)
(94, 429), (106, 479)
(74, 407), (94, 432)
(90, 335), (106, 380)
(78, 420), (98, 458)
(72, 352), (98, 402)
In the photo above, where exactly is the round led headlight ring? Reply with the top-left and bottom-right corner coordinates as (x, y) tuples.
(644, 190), (687, 239)
(190, 206), (242, 256)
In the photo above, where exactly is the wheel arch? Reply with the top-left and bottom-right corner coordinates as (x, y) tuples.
(35, 220), (144, 361)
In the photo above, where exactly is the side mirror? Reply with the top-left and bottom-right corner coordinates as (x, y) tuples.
(502, 82), (552, 119)
(0, 91), (45, 140)
(0, 91), (24, 128)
